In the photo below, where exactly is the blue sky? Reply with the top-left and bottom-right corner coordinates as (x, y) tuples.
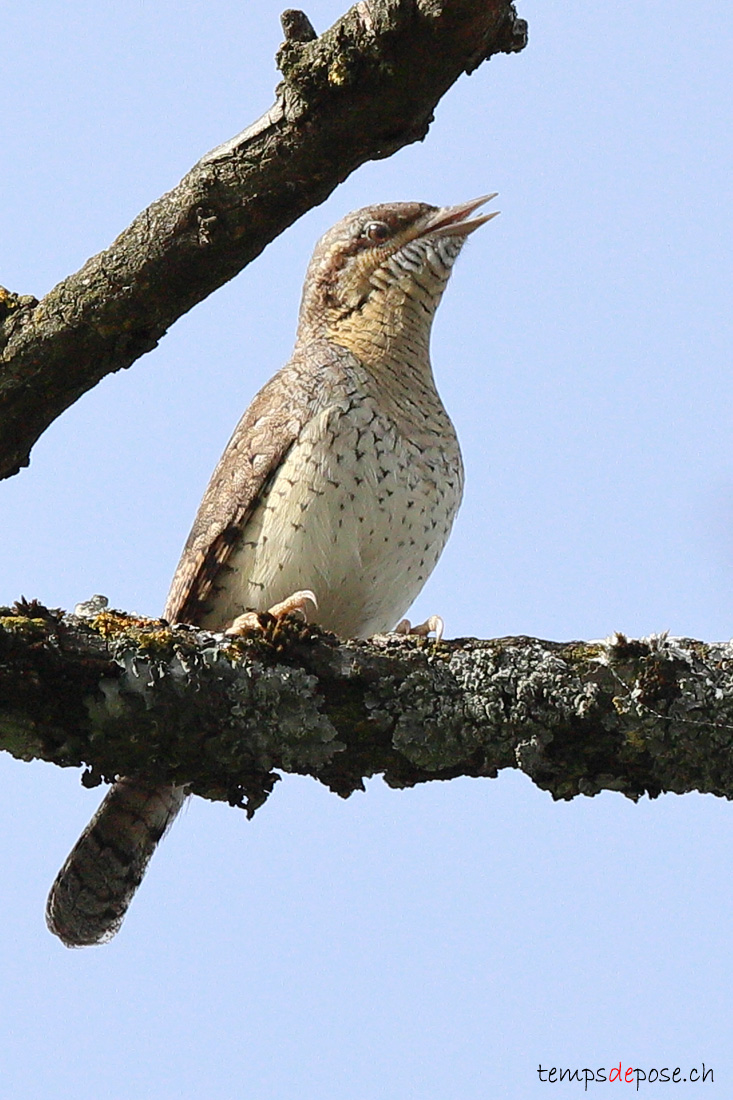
(1, 2), (732, 1096)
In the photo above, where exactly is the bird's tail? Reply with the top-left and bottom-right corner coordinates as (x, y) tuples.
(46, 778), (187, 947)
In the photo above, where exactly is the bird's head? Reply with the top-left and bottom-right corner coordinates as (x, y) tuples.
(296, 195), (498, 361)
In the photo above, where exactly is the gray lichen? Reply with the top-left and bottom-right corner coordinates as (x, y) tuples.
(2, 604), (733, 812)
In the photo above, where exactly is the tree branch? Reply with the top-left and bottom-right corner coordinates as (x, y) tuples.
(3, 601), (732, 815)
(0, 0), (526, 480)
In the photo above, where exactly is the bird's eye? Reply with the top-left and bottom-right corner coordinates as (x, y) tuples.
(362, 221), (390, 243)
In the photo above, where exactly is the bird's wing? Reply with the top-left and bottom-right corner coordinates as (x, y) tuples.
(164, 365), (312, 625)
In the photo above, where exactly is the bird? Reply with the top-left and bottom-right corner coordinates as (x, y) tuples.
(46, 194), (497, 946)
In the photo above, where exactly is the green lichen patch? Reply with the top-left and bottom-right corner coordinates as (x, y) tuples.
(0, 615), (49, 639)
(0, 285), (38, 324)
(91, 609), (173, 648)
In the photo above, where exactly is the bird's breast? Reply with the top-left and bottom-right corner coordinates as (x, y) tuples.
(199, 393), (463, 639)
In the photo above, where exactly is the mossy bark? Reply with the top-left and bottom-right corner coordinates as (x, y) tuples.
(2, 601), (732, 815)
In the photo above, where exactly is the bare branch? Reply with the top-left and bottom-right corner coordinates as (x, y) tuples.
(0, 0), (526, 480)
(2, 602), (732, 815)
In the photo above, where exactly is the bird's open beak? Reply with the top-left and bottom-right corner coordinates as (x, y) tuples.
(423, 193), (499, 238)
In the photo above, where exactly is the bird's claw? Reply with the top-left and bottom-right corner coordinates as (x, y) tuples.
(268, 590), (319, 621)
(226, 590), (319, 636)
(394, 614), (445, 643)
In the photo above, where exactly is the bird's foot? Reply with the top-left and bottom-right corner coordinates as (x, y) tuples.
(394, 615), (445, 643)
(226, 590), (319, 636)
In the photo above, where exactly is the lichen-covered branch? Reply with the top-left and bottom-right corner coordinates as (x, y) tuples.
(2, 601), (732, 814)
(0, 0), (527, 480)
